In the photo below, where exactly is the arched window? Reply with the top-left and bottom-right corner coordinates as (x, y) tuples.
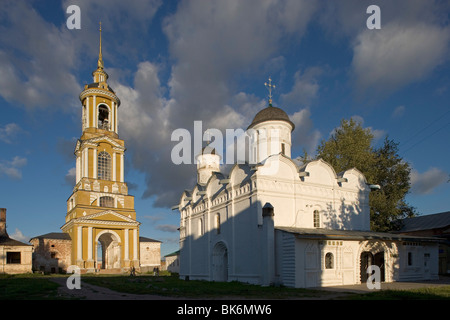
(98, 104), (109, 130)
(99, 196), (114, 207)
(313, 210), (320, 228)
(325, 252), (334, 269)
(98, 151), (111, 180)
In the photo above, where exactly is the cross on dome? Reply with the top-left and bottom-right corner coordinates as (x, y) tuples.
(264, 77), (276, 105)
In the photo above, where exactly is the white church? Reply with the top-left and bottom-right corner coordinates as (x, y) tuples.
(174, 96), (440, 288)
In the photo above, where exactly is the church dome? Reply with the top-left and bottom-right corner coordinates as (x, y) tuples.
(247, 105), (295, 131)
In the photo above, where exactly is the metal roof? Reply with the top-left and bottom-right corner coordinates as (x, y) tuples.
(398, 211), (450, 232)
(276, 226), (441, 242)
(30, 232), (71, 240)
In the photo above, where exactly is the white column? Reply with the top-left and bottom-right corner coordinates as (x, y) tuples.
(124, 229), (129, 261)
(76, 154), (81, 183)
(93, 96), (97, 128)
(87, 227), (93, 260)
(86, 97), (90, 128)
(77, 226), (83, 261)
(112, 152), (117, 181)
(116, 103), (119, 134)
(120, 153), (124, 182)
(133, 229), (138, 260)
(84, 148), (89, 178)
(93, 148), (97, 179)
(111, 101), (115, 132)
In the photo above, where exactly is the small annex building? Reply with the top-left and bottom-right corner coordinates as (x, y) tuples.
(397, 211), (450, 275)
(0, 208), (32, 274)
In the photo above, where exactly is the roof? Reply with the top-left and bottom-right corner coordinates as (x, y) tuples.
(398, 211), (450, 232)
(30, 232), (71, 241)
(139, 236), (161, 243)
(164, 250), (180, 257)
(247, 105), (295, 130)
(276, 226), (442, 242)
(0, 235), (32, 246)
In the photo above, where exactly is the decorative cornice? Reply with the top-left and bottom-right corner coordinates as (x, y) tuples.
(61, 209), (140, 230)
(79, 88), (120, 105)
(74, 136), (125, 153)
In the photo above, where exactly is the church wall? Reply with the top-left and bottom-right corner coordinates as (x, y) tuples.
(139, 241), (161, 269)
(30, 238), (71, 273)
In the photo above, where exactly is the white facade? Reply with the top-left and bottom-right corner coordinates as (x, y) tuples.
(176, 106), (440, 288)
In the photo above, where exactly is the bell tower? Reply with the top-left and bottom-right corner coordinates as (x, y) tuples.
(61, 24), (140, 273)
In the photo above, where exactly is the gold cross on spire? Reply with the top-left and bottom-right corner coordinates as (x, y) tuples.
(265, 77), (276, 105)
(97, 21), (104, 69)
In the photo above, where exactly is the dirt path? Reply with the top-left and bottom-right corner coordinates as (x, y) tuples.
(50, 277), (186, 300)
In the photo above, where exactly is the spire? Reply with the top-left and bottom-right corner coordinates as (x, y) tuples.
(97, 21), (104, 69)
(264, 77), (276, 106)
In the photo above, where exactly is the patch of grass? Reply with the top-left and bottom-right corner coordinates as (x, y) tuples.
(347, 286), (450, 300)
(0, 274), (62, 300)
(82, 274), (332, 299)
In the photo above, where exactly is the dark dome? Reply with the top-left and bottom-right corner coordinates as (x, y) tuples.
(247, 105), (295, 131)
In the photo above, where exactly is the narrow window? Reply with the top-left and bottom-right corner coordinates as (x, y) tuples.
(98, 151), (111, 180)
(325, 252), (334, 269)
(99, 196), (114, 207)
(216, 213), (221, 234)
(408, 252), (413, 266)
(313, 210), (320, 228)
(281, 143), (285, 155)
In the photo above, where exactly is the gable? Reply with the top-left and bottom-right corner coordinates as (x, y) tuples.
(83, 210), (136, 223)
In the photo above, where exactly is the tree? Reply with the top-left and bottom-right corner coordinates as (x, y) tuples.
(316, 118), (416, 231)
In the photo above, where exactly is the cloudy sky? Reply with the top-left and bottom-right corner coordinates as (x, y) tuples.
(0, 0), (449, 257)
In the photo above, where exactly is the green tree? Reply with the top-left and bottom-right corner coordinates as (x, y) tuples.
(316, 119), (416, 231)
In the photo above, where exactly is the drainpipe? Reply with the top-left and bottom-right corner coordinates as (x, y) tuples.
(262, 203), (275, 286)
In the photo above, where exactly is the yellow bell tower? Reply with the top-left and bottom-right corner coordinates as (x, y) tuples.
(61, 24), (140, 272)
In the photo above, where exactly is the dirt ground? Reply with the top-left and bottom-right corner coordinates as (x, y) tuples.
(50, 276), (450, 300)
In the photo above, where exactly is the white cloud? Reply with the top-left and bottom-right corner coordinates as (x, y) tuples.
(352, 22), (450, 95)
(281, 67), (323, 108)
(391, 105), (406, 119)
(10, 228), (29, 243)
(0, 156), (27, 180)
(0, 1), (81, 109)
(410, 167), (448, 195)
(0, 123), (23, 144)
(156, 224), (179, 233)
(290, 108), (321, 156)
(64, 167), (76, 186)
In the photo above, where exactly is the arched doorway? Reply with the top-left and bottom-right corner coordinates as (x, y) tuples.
(212, 242), (228, 282)
(360, 251), (385, 283)
(97, 231), (121, 270)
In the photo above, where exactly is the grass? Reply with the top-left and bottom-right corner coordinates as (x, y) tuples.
(0, 273), (62, 300)
(347, 286), (450, 300)
(1, 273), (450, 300)
(81, 273), (331, 299)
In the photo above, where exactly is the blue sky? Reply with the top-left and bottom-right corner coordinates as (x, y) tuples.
(0, 0), (449, 257)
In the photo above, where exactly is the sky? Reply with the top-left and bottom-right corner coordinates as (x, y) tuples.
(0, 0), (449, 258)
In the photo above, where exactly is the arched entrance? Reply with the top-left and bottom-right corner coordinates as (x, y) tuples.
(360, 251), (385, 283)
(212, 242), (228, 282)
(96, 231), (121, 270)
